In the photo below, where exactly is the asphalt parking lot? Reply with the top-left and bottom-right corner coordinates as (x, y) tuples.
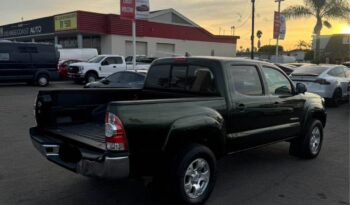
(0, 81), (349, 205)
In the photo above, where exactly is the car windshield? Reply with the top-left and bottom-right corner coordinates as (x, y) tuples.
(88, 56), (105, 63)
(292, 66), (329, 76)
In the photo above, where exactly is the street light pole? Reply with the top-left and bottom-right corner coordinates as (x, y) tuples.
(275, 0), (284, 63)
(251, 0), (255, 59)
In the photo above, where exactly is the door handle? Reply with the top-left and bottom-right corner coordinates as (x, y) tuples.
(237, 104), (245, 112)
(113, 66), (116, 68)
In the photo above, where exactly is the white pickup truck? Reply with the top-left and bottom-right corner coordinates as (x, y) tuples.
(68, 55), (128, 83)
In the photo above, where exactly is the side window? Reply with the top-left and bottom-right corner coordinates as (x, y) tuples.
(262, 66), (292, 96)
(104, 57), (115, 65)
(145, 64), (171, 89)
(171, 66), (187, 90)
(229, 65), (263, 96)
(0, 53), (10, 61)
(187, 66), (217, 94)
(328, 67), (345, 77)
(134, 74), (145, 82)
(115, 57), (123, 64)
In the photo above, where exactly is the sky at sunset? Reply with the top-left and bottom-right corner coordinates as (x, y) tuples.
(0, 0), (349, 50)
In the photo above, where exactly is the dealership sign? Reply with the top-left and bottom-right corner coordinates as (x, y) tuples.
(0, 17), (54, 38)
(120, 0), (149, 20)
(273, 12), (286, 40)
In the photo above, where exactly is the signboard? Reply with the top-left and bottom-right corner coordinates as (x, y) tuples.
(273, 12), (286, 40)
(279, 14), (286, 40)
(54, 12), (77, 31)
(120, 0), (149, 20)
(135, 0), (150, 20)
(0, 17), (54, 38)
(343, 36), (350, 45)
(120, 0), (136, 20)
(273, 12), (280, 39)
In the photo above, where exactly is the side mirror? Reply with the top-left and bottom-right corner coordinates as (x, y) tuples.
(296, 83), (307, 94)
(101, 61), (109, 66)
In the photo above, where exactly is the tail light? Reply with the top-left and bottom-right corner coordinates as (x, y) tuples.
(315, 78), (330, 85)
(105, 112), (128, 151)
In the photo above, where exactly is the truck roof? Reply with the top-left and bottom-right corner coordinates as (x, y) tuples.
(153, 56), (276, 67)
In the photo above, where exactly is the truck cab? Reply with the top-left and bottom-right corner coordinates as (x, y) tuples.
(68, 55), (126, 83)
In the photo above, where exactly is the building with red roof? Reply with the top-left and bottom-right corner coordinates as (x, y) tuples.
(0, 9), (239, 57)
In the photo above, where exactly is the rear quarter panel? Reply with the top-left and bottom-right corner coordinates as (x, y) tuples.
(108, 98), (227, 153)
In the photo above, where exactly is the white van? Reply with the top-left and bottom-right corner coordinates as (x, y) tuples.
(58, 48), (98, 61)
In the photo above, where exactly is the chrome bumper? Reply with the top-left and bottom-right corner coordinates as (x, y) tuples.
(30, 128), (129, 179)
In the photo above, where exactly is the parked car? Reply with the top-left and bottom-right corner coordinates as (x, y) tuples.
(58, 59), (82, 79)
(0, 41), (59, 86)
(343, 61), (350, 68)
(290, 64), (350, 106)
(275, 63), (296, 75)
(30, 57), (326, 205)
(68, 55), (127, 83)
(84, 71), (146, 88)
(286, 63), (314, 67)
(125, 55), (157, 70)
(58, 48), (98, 62)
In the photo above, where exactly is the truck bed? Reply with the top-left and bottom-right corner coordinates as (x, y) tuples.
(44, 122), (105, 150)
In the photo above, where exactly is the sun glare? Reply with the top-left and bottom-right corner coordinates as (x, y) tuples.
(342, 26), (350, 34)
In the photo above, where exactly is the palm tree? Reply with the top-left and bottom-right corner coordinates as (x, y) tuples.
(282, 0), (350, 63)
(256, 30), (263, 49)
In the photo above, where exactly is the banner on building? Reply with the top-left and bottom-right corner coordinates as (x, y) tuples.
(54, 12), (77, 31)
(273, 12), (286, 40)
(120, 0), (149, 20)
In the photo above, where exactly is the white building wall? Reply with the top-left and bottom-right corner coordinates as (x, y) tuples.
(100, 35), (237, 57)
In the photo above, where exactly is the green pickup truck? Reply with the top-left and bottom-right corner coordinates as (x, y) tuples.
(30, 57), (326, 205)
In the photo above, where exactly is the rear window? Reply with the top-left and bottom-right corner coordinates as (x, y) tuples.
(145, 64), (218, 95)
(292, 66), (328, 76)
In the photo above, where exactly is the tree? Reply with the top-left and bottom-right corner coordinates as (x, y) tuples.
(296, 40), (311, 50)
(259, 45), (283, 56)
(282, 0), (350, 63)
(256, 30), (263, 49)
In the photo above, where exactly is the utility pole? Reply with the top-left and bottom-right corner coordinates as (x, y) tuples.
(251, 0), (255, 59)
(275, 0), (284, 63)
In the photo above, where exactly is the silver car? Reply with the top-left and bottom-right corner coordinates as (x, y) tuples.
(290, 64), (350, 106)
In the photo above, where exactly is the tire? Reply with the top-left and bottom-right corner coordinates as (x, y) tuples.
(36, 74), (49, 87)
(331, 88), (342, 107)
(169, 144), (217, 205)
(289, 120), (323, 159)
(85, 72), (98, 83)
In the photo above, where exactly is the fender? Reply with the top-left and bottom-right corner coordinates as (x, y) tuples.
(162, 110), (226, 156)
(301, 99), (327, 133)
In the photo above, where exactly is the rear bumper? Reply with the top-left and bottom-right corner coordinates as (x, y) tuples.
(30, 127), (129, 179)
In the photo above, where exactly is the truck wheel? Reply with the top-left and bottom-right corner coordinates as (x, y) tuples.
(170, 144), (217, 205)
(289, 120), (323, 159)
(36, 74), (49, 87)
(85, 73), (97, 83)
